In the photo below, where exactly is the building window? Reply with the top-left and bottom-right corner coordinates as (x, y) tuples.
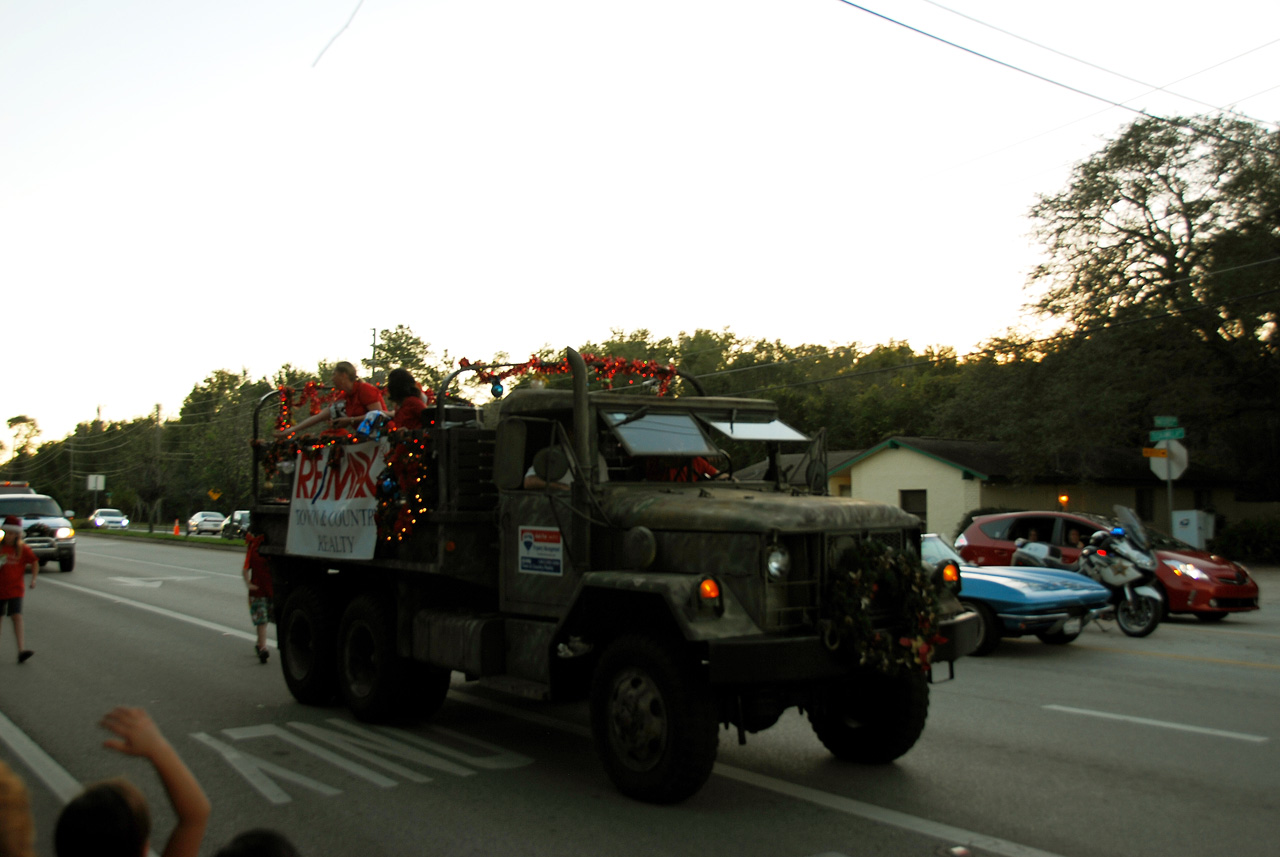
(1135, 487), (1155, 522)
(900, 490), (927, 531)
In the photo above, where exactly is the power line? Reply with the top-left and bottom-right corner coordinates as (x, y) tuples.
(917, 0), (1280, 128)
(833, 0), (1280, 155)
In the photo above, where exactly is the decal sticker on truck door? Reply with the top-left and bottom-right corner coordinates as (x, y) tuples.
(518, 526), (563, 576)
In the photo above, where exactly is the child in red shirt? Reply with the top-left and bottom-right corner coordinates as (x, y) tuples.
(1, 515), (37, 663)
(242, 534), (274, 663)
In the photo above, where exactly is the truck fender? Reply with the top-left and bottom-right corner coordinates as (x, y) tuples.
(557, 572), (764, 645)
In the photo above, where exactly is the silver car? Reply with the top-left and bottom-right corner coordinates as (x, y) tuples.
(187, 511), (225, 536)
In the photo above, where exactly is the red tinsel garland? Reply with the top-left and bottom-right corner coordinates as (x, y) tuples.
(458, 354), (679, 395)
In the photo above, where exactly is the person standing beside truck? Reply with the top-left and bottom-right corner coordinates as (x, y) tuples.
(0, 516), (37, 664)
(242, 534), (274, 664)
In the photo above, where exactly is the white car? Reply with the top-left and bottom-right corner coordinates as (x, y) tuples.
(187, 511), (225, 535)
(88, 508), (129, 529)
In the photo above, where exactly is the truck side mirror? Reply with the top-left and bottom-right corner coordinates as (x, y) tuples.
(492, 421), (528, 490)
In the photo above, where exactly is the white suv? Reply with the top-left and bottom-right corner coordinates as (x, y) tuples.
(0, 494), (76, 571)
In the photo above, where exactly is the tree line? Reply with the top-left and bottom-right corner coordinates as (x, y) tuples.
(3, 114), (1277, 528)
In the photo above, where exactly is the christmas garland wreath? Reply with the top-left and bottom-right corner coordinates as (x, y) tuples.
(820, 538), (946, 674)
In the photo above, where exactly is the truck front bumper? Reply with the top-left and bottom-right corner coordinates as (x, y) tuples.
(933, 609), (980, 661)
(707, 609), (981, 685)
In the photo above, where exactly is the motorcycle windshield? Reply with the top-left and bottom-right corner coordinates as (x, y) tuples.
(1114, 505), (1151, 551)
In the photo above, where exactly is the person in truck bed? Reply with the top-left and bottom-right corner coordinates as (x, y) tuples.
(386, 367), (427, 430)
(275, 361), (385, 436)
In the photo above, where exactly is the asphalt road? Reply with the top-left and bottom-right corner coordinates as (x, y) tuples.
(2, 536), (1277, 857)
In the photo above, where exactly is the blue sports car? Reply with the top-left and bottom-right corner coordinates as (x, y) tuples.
(923, 534), (1112, 656)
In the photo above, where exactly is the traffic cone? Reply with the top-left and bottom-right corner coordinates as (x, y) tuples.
(173, 519), (180, 536)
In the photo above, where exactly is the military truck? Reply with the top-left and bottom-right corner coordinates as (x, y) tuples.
(251, 349), (977, 803)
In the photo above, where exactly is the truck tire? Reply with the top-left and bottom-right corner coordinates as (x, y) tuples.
(590, 635), (718, 804)
(337, 594), (405, 722)
(404, 663), (453, 721)
(59, 554), (75, 573)
(809, 669), (929, 764)
(279, 586), (339, 705)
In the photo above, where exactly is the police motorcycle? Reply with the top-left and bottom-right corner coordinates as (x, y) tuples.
(1011, 506), (1163, 638)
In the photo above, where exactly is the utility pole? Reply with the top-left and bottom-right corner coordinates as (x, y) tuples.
(370, 328), (379, 384)
(153, 404), (161, 532)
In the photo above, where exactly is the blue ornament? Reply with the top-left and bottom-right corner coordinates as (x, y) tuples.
(491, 382), (504, 398)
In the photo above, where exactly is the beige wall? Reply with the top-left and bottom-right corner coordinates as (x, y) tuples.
(843, 448), (971, 536)
(831, 449), (1280, 538)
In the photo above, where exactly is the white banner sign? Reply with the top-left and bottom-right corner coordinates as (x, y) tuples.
(286, 442), (384, 560)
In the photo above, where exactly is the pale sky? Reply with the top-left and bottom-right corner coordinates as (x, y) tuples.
(4, 0), (1278, 444)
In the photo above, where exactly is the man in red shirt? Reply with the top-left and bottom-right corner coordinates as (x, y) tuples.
(277, 361), (386, 436)
(1, 515), (37, 663)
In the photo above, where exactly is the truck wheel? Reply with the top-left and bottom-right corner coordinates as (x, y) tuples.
(338, 595), (405, 722)
(809, 669), (929, 764)
(59, 554), (75, 573)
(590, 635), (718, 804)
(404, 663), (453, 721)
(279, 586), (339, 705)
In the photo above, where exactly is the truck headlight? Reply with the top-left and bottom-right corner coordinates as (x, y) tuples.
(56, 527), (74, 539)
(766, 545), (790, 580)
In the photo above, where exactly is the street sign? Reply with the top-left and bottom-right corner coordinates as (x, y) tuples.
(1150, 439), (1187, 480)
(1149, 427), (1185, 442)
(1142, 447), (1168, 458)
(1153, 415), (1178, 428)
(208, 489), (223, 500)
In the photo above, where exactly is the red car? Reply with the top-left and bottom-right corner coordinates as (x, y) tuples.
(955, 510), (1259, 621)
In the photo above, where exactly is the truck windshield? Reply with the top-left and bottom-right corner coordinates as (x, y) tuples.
(700, 416), (808, 442)
(603, 412), (719, 456)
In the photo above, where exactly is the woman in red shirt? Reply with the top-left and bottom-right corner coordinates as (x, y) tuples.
(0, 516), (37, 663)
(387, 367), (427, 430)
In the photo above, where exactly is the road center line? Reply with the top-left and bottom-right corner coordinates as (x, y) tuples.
(1043, 705), (1269, 742)
(40, 578), (273, 648)
(76, 550), (243, 579)
(451, 692), (1067, 857)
